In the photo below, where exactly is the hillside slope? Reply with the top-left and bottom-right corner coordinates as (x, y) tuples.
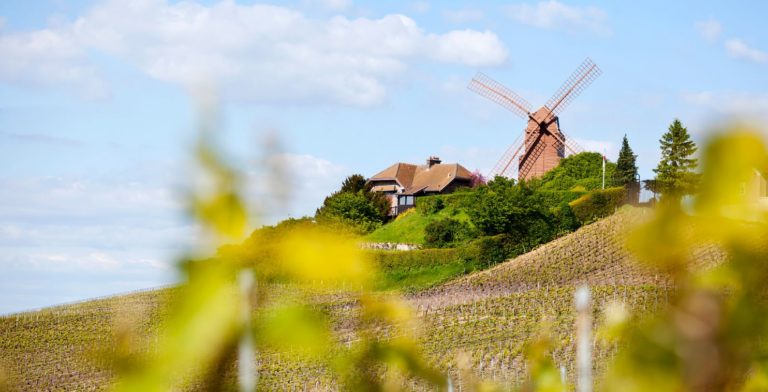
(0, 207), (728, 390)
(414, 206), (725, 305)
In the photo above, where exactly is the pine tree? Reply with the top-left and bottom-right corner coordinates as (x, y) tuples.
(653, 119), (699, 198)
(614, 134), (638, 186)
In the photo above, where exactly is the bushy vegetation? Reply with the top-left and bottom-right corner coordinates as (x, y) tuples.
(416, 196), (444, 215)
(365, 197), (474, 244)
(366, 152), (628, 274)
(569, 186), (627, 224)
(538, 152), (617, 191)
(423, 218), (472, 248)
(315, 174), (390, 234)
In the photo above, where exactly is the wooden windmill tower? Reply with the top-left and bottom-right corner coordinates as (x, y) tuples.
(468, 58), (602, 180)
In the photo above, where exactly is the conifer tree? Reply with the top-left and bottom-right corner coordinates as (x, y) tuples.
(653, 119), (699, 198)
(614, 134), (638, 186)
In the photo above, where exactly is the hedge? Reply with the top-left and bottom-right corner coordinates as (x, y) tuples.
(416, 196), (444, 215)
(367, 235), (519, 277)
(535, 190), (587, 209)
(368, 232), (539, 283)
(424, 218), (472, 248)
(569, 186), (627, 224)
(367, 248), (462, 271)
(439, 191), (474, 209)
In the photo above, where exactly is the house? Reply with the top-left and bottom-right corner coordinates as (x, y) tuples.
(368, 156), (473, 216)
(745, 169), (768, 208)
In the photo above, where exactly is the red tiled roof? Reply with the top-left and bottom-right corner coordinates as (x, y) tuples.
(369, 161), (472, 194)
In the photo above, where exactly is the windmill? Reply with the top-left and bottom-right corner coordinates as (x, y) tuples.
(468, 58), (602, 180)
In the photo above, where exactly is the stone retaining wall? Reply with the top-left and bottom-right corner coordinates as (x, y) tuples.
(360, 242), (422, 251)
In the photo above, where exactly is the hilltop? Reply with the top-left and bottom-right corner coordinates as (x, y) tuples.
(0, 207), (728, 390)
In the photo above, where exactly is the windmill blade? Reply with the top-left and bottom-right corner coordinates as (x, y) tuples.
(561, 131), (585, 156)
(488, 132), (525, 178)
(468, 72), (533, 120)
(545, 58), (602, 118)
(519, 139), (547, 179)
(547, 128), (582, 157)
(550, 129), (585, 156)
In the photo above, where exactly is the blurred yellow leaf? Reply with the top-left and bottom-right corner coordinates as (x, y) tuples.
(279, 228), (374, 287)
(191, 191), (248, 240)
(256, 303), (331, 358)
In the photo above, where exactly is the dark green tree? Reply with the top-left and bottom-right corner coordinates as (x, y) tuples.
(614, 134), (640, 204)
(614, 134), (638, 186)
(315, 191), (382, 233)
(467, 180), (555, 241)
(315, 174), (390, 233)
(339, 174), (367, 194)
(653, 119), (699, 198)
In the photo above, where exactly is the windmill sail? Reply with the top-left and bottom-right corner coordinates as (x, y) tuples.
(468, 58), (601, 181)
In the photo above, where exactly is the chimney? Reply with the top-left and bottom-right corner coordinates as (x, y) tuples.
(427, 156), (442, 168)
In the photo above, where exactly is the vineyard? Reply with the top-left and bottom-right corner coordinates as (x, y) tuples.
(0, 207), (728, 390)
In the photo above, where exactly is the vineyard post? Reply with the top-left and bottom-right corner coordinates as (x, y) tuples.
(560, 365), (567, 388)
(238, 269), (256, 392)
(575, 285), (592, 392)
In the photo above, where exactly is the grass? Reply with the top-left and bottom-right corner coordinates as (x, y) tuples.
(0, 207), (730, 390)
(377, 260), (467, 292)
(365, 204), (473, 244)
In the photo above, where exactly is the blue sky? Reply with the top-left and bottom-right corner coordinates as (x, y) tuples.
(1, 0), (767, 314)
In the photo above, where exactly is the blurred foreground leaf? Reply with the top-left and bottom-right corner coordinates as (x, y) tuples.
(604, 125), (768, 391)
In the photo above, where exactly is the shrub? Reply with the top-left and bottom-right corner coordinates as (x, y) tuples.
(424, 218), (470, 248)
(535, 190), (586, 209)
(439, 192), (473, 209)
(459, 234), (524, 269)
(555, 202), (580, 233)
(569, 186), (627, 224)
(417, 196), (444, 215)
(539, 152), (617, 191)
(315, 191), (383, 234)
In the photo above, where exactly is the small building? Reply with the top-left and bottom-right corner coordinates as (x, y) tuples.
(368, 156), (473, 216)
(745, 169), (768, 209)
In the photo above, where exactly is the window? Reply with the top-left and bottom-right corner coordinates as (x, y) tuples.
(406, 196), (414, 205)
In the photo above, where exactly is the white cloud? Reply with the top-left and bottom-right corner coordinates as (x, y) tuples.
(443, 7), (485, 24)
(695, 18), (722, 42)
(683, 90), (768, 118)
(505, 0), (609, 35)
(440, 75), (469, 93)
(305, 0), (352, 12)
(438, 145), (499, 175)
(0, 131), (84, 146)
(573, 138), (617, 160)
(428, 30), (507, 66)
(0, 172), (186, 313)
(681, 91), (714, 106)
(725, 39), (768, 64)
(0, 0), (507, 106)
(0, 28), (108, 99)
(247, 153), (347, 224)
(409, 1), (430, 13)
